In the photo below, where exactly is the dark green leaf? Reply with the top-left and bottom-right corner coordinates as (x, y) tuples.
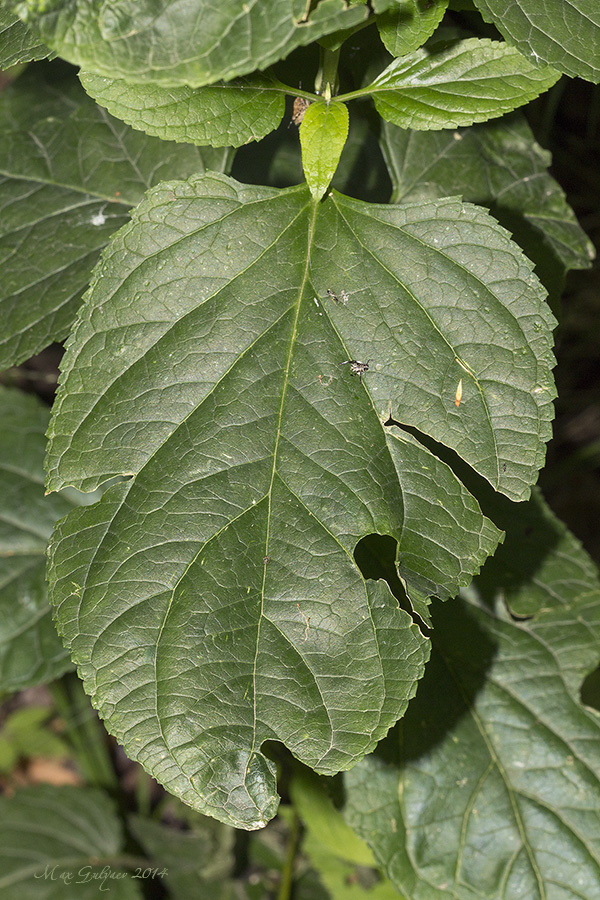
(473, 0), (600, 83)
(128, 812), (235, 900)
(300, 100), (349, 199)
(0, 66), (228, 369)
(380, 113), (595, 297)
(80, 73), (286, 149)
(0, 387), (78, 692)
(377, 0), (449, 57)
(345, 491), (600, 900)
(0, 784), (142, 899)
(365, 38), (560, 130)
(16, 0), (369, 87)
(0, 3), (50, 67)
(43, 173), (541, 827)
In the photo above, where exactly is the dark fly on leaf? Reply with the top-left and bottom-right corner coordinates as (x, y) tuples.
(327, 288), (348, 305)
(341, 359), (371, 382)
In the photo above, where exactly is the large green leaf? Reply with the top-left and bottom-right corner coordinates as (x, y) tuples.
(44, 172), (559, 827)
(377, 0), (449, 58)
(473, 0), (600, 83)
(0, 387), (78, 692)
(15, 0), (369, 87)
(0, 784), (142, 899)
(0, 66), (228, 370)
(344, 491), (600, 900)
(79, 72), (286, 149)
(380, 113), (595, 297)
(360, 38), (560, 130)
(0, 2), (50, 67)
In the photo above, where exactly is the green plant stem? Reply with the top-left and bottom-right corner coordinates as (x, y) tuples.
(315, 44), (341, 97)
(50, 676), (117, 790)
(277, 809), (300, 900)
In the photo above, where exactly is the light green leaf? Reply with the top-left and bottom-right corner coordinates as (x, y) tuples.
(0, 784), (142, 899)
(291, 768), (376, 866)
(0, 2), (50, 67)
(345, 491), (600, 900)
(303, 831), (403, 900)
(364, 38), (560, 130)
(380, 113), (595, 297)
(16, 0), (369, 87)
(0, 387), (78, 692)
(0, 706), (69, 761)
(42, 172), (548, 827)
(0, 66), (229, 370)
(377, 0), (449, 57)
(80, 72), (286, 149)
(473, 0), (600, 83)
(300, 100), (349, 199)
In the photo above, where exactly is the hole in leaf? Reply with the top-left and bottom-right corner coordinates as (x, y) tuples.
(353, 533), (413, 617)
(581, 666), (600, 713)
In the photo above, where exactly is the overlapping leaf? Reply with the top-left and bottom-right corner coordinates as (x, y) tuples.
(128, 811), (235, 900)
(15, 0), (369, 87)
(80, 73), (286, 148)
(474, 0), (600, 83)
(380, 113), (595, 296)
(0, 3), (50, 67)
(344, 490), (600, 899)
(44, 171), (558, 827)
(0, 387), (77, 692)
(365, 38), (560, 130)
(377, 0), (449, 58)
(0, 785), (141, 899)
(0, 66), (228, 369)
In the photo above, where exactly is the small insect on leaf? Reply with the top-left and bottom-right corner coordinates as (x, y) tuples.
(327, 288), (348, 305)
(291, 97), (310, 126)
(341, 359), (371, 382)
(455, 378), (463, 408)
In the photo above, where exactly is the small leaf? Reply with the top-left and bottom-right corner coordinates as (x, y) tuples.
(0, 66), (228, 369)
(474, 0), (600, 83)
(380, 113), (595, 297)
(367, 38), (560, 130)
(80, 73), (286, 149)
(0, 3), (51, 67)
(0, 784), (142, 899)
(344, 491), (600, 900)
(377, 0), (449, 57)
(300, 100), (349, 199)
(0, 387), (79, 692)
(17, 0), (369, 87)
